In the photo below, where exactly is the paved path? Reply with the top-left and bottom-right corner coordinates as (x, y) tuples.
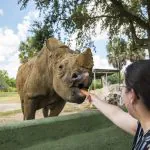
(0, 103), (21, 112)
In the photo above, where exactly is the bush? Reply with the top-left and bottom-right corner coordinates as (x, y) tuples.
(89, 79), (102, 90)
(3, 87), (17, 92)
(108, 73), (124, 84)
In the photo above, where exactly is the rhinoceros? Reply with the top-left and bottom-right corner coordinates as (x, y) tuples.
(16, 38), (93, 120)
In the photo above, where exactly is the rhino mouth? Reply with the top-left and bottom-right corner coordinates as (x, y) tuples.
(71, 83), (89, 91)
(78, 83), (86, 89)
(69, 83), (89, 104)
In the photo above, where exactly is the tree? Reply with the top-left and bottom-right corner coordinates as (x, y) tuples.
(107, 38), (127, 70)
(19, 37), (37, 63)
(126, 41), (145, 61)
(0, 70), (16, 89)
(18, 0), (150, 55)
(106, 37), (145, 83)
(107, 37), (145, 68)
(19, 20), (54, 63)
(107, 73), (122, 84)
(107, 38), (127, 84)
(0, 76), (9, 90)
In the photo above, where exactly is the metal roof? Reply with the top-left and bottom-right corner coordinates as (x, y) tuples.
(92, 68), (119, 78)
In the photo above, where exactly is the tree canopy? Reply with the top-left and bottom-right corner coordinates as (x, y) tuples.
(107, 73), (123, 85)
(0, 70), (16, 90)
(106, 37), (145, 70)
(19, 19), (54, 62)
(18, 0), (150, 56)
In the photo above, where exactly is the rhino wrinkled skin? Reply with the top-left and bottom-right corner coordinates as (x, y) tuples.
(16, 38), (93, 120)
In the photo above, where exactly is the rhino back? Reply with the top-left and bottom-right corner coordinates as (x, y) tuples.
(16, 57), (37, 94)
(16, 48), (53, 99)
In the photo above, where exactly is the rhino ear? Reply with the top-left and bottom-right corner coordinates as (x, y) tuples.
(46, 38), (68, 51)
(76, 48), (93, 69)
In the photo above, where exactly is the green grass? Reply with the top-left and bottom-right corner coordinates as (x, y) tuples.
(0, 92), (19, 103)
(0, 109), (22, 117)
(0, 92), (18, 97)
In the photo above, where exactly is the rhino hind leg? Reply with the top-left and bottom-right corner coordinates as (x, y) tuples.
(24, 99), (36, 120)
(49, 100), (66, 117)
(42, 107), (49, 118)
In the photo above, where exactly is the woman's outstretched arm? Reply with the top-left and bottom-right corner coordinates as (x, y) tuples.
(81, 90), (137, 136)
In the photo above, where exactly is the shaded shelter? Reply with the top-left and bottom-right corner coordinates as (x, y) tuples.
(92, 68), (119, 89)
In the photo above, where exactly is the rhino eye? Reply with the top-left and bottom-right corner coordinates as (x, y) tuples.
(59, 64), (63, 69)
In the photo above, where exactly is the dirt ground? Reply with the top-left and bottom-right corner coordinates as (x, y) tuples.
(0, 101), (93, 124)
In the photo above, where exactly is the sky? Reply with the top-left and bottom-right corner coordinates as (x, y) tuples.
(0, 0), (114, 78)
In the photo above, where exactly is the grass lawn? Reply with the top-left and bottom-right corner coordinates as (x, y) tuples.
(0, 109), (22, 117)
(0, 92), (20, 103)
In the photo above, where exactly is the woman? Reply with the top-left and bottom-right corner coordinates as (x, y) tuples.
(87, 60), (150, 150)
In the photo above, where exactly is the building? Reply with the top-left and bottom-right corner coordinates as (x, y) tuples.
(92, 68), (119, 89)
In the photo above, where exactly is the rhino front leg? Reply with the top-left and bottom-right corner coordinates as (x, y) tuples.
(49, 100), (66, 117)
(21, 100), (25, 120)
(24, 98), (36, 120)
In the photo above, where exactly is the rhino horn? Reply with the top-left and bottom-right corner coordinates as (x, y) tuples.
(46, 38), (68, 51)
(76, 48), (93, 69)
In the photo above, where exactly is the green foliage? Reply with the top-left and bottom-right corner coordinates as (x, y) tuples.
(0, 76), (9, 90)
(0, 70), (16, 91)
(31, 18), (54, 50)
(0, 109), (21, 117)
(0, 92), (17, 97)
(18, 0), (150, 55)
(6, 87), (17, 92)
(106, 37), (145, 70)
(18, 0), (95, 49)
(6, 78), (16, 88)
(0, 70), (9, 90)
(107, 38), (127, 70)
(19, 37), (38, 63)
(108, 73), (123, 84)
(18, 18), (54, 63)
(89, 79), (103, 90)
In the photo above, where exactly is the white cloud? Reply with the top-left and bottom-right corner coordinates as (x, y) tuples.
(0, 28), (20, 77)
(17, 11), (39, 41)
(0, 9), (4, 16)
(0, 55), (5, 62)
(93, 55), (135, 74)
(0, 29), (20, 56)
(0, 53), (20, 78)
(93, 55), (115, 69)
(93, 31), (108, 41)
(92, 20), (109, 41)
(0, 10), (39, 78)
(87, 2), (109, 41)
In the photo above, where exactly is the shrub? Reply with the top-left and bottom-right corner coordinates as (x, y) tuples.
(89, 79), (102, 90)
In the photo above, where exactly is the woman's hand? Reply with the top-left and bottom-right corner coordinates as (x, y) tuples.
(80, 89), (101, 105)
